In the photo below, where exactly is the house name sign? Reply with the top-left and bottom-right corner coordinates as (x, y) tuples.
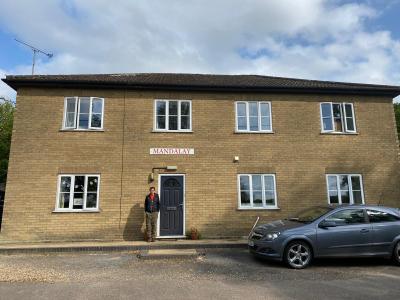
(150, 148), (195, 155)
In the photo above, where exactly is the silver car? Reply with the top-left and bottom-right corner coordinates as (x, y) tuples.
(248, 205), (400, 269)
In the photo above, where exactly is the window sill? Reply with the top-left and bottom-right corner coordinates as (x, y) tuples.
(320, 132), (358, 135)
(152, 130), (193, 133)
(235, 131), (274, 134)
(60, 129), (105, 132)
(52, 209), (101, 213)
(238, 207), (280, 211)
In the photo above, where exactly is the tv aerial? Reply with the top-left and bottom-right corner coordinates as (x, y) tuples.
(14, 39), (53, 75)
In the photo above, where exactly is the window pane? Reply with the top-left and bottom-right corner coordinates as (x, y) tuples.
(351, 176), (361, 190)
(341, 191), (350, 204)
(353, 191), (363, 204)
(59, 193), (70, 209)
(321, 103), (331, 118)
(66, 98), (76, 113)
(60, 176), (71, 192)
(328, 176), (338, 190)
(323, 118), (333, 131)
(326, 209), (365, 225)
(66, 112), (76, 128)
(92, 99), (103, 114)
(237, 103), (246, 117)
(253, 191), (263, 206)
(87, 177), (98, 192)
(264, 176), (274, 191)
(265, 191), (275, 205)
(73, 193), (84, 209)
(181, 116), (190, 129)
(260, 103), (270, 117)
(240, 176), (250, 190)
(333, 104), (343, 132)
(249, 116), (259, 131)
(346, 118), (355, 131)
(74, 176), (85, 193)
(261, 117), (270, 131)
(91, 114), (102, 128)
(156, 101), (166, 115)
(249, 102), (258, 116)
(157, 116), (166, 129)
(86, 193), (97, 208)
(367, 210), (400, 223)
(339, 175), (349, 191)
(79, 98), (90, 114)
(238, 116), (247, 130)
(345, 104), (353, 118)
(181, 102), (190, 115)
(329, 191), (339, 204)
(252, 175), (262, 191)
(169, 116), (178, 130)
(78, 113), (89, 129)
(169, 101), (178, 115)
(240, 191), (250, 206)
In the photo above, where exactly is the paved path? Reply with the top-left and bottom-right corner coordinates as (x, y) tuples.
(1, 249), (400, 300)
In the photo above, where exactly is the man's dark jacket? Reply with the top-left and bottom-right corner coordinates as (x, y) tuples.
(144, 193), (160, 213)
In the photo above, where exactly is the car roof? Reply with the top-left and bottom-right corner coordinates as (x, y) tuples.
(329, 204), (400, 216)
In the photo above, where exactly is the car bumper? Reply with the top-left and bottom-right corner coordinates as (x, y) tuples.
(248, 239), (282, 260)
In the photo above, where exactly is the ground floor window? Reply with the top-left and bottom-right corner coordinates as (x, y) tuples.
(238, 174), (277, 209)
(326, 174), (364, 205)
(56, 174), (100, 211)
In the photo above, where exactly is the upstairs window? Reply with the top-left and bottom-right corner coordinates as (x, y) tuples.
(236, 101), (272, 132)
(63, 97), (104, 130)
(56, 174), (100, 211)
(326, 174), (364, 205)
(320, 102), (356, 133)
(154, 100), (192, 132)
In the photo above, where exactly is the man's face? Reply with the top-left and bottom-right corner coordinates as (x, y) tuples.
(150, 188), (155, 195)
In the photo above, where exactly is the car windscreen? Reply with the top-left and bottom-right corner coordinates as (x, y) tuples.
(288, 206), (333, 223)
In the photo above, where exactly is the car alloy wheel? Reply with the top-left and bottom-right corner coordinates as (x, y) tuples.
(285, 241), (312, 269)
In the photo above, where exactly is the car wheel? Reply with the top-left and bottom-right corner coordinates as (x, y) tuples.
(284, 241), (312, 269)
(393, 241), (400, 265)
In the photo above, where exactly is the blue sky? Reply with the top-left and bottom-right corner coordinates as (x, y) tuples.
(0, 0), (399, 102)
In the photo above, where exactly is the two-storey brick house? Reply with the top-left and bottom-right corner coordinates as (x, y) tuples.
(1, 73), (399, 242)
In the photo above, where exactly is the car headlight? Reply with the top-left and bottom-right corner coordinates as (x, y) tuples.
(264, 232), (281, 241)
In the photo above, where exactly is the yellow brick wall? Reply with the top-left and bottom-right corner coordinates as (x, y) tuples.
(1, 87), (399, 242)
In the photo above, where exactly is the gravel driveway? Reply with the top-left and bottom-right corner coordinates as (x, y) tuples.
(1, 249), (399, 300)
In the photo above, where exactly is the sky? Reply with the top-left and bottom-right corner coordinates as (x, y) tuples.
(0, 0), (399, 102)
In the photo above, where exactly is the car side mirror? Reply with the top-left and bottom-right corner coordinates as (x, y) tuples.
(319, 220), (337, 228)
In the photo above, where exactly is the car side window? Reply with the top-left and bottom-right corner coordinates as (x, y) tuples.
(325, 209), (365, 226)
(367, 210), (400, 223)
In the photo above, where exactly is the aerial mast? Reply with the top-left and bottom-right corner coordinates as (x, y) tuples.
(14, 39), (53, 75)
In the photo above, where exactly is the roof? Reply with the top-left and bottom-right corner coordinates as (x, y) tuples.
(2, 73), (400, 96)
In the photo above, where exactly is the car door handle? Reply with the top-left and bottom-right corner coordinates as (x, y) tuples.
(360, 228), (369, 233)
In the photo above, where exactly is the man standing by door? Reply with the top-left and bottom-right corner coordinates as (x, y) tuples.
(144, 187), (160, 242)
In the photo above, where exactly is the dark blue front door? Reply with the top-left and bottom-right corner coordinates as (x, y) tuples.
(160, 176), (184, 236)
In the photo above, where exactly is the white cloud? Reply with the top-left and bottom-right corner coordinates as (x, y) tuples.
(0, 0), (399, 102)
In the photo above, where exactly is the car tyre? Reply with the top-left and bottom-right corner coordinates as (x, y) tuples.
(393, 241), (400, 266)
(284, 241), (312, 269)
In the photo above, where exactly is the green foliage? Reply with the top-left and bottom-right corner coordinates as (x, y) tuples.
(0, 102), (14, 183)
(395, 103), (400, 142)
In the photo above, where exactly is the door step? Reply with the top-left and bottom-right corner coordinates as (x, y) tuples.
(138, 248), (205, 260)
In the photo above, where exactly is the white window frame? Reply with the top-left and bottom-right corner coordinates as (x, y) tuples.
(62, 97), (104, 130)
(235, 101), (273, 133)
(55, 174), (100, 212)
(237, 174), (278, 209)
(320, 102), (356, 134)
(153, 99), (192, 132)
(325, 174), (364, 205)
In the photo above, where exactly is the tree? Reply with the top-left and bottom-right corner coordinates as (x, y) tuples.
(395, 103), (400, 142)
(0, 100), (14, 183)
